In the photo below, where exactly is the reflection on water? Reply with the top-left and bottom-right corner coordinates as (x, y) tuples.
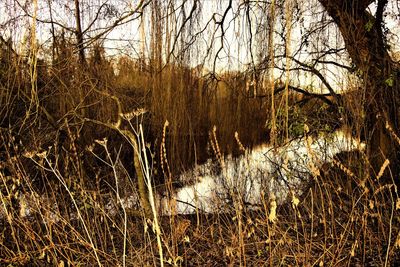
(161, 130), (365, 215)
(0, 130), (365, 220)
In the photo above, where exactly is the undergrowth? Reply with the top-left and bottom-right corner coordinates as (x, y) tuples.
(0, 33), (399, 267)
(1, 120), (399, 266)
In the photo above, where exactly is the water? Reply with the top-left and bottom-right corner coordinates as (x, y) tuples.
(161, 130), (365, 215)
(0, 130), (365, 220)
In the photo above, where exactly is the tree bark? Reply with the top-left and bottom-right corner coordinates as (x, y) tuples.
(319, 0), (400, 179)
(74, 0), (86, 66)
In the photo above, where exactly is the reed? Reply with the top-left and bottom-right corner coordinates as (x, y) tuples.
(0, 2), (398, 265)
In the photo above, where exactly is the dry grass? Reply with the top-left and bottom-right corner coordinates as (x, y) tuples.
(1, 148), (399, 266)
(1, 39), (399, 266)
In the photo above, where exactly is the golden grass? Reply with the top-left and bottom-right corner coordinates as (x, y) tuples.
(1, 130), (399, 265)
(1, 39), (399, 266)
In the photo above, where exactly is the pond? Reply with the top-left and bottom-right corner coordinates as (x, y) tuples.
(0, 130), (365, 221)
(160, 130), (365, 215)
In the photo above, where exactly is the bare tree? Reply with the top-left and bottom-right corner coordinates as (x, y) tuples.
(142, 0), (400, 179)
(74, 0), (86, 66)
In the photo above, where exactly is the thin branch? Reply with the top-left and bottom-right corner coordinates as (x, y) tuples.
(289, 57), (340, 103)
(167, 0), (198, 63)
(213, 0), (233, 73)
(82, 2), (110, 34)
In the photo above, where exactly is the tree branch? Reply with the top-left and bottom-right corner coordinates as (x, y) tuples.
(285, 57), (340, 104)
(252, 84), (336, 107)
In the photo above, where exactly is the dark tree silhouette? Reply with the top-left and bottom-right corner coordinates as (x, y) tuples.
(319, 0), (399, 178)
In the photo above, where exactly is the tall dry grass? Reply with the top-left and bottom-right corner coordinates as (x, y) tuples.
(0, 30), (399, 267)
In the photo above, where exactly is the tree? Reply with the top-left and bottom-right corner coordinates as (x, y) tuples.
(1, 0), (398, 211)
(74, 0), (86, 66)
(216, 0), (400, 180)
(318, 0), (399, 178)
(179, 0), (400, 179)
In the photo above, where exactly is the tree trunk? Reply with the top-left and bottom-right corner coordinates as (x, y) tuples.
(47, 0), (57, 62)
(319, 0), (400, 179)
(74, 0), (86, 66)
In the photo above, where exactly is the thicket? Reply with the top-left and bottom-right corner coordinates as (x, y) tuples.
(0, 9), (399, 267)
